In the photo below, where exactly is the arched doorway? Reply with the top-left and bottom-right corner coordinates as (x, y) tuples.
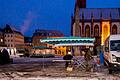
(104, 25), (109, 41)
(112, 25), (117, 34)
(101, 21), (110, 45)
(85, 25), (90, 37)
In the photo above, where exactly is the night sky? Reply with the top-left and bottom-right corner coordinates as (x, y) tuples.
(0, 0), (120, 36)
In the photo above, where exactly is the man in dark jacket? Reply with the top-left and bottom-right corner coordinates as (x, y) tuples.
(0, 49), (10, 64)
(0, 50), (3, 64)
(63, 51), (73, 68)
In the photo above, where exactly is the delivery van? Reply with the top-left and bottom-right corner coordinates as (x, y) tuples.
(104, 34), (120, 74)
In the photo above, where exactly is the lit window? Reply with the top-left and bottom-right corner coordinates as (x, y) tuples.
(0, 39), (3, 42)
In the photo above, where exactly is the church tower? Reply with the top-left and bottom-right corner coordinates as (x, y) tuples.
(72, 0), (86, 56)
(76, 0), (86, 8)
(73, 0), (86, 36)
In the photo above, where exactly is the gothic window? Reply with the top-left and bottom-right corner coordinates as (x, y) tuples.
(94, 25), (99, 37)
(85, 25), (90, 37)
(112, 25), (117, 34)
(79, 25), (81, 36)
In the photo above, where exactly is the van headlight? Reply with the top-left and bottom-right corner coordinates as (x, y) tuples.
(112, 55), (117, 62)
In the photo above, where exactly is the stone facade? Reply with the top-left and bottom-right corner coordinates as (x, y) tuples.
(72, 8), (120, 46)
(3, 24), (24, 56)
(71, 1), (120, 55)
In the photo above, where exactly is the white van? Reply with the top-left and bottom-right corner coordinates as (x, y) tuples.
(104, 34), (120, 74)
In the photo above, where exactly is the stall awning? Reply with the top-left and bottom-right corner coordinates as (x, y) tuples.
(40, 37), (95, 46)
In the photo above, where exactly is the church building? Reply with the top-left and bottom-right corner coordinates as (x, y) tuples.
(71, 0), (120, 55)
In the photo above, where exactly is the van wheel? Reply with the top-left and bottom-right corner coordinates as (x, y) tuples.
(109, 69), (112, 74)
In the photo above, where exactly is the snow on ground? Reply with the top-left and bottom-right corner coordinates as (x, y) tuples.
(0, 57), (120, 80)
(0, 75), (119, 80)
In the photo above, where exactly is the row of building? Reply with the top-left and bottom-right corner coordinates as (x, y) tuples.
(0, 24), (65, 57)
(1, 0), (120, 56)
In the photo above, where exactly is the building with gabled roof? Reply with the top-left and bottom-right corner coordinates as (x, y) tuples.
(32, 29), (64, 47)
(3, 24), (24, 56)
(32, 29), (65, 56)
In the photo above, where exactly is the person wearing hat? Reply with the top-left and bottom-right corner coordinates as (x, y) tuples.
(63, 51), (73, 68)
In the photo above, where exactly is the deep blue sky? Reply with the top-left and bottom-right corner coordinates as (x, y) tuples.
(0, 0), (120, 36)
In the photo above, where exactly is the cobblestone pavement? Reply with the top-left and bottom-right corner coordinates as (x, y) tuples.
(0, 57), (120, 80)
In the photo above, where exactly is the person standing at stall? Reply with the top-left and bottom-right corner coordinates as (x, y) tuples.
(63, 51), (73, 68)
(84, 48), (93, 71)
(99, 50), (104, 65)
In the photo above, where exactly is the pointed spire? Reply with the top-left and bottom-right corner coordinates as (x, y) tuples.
(76, 0), (86, 8)
(76, 0), (80, 8)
